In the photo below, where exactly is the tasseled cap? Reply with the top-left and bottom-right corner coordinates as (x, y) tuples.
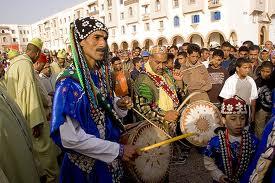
(74, 17), (108, 42)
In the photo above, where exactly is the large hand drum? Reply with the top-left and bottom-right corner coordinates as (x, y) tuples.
(179, 100), (222, 147)
(121, 122), (171, 183)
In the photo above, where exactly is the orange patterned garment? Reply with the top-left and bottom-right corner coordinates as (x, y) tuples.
(114, 71), (129, 97)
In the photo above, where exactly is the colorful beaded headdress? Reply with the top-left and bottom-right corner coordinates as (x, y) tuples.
(221, 95), (247, 115)
(69, 17), (111, 108)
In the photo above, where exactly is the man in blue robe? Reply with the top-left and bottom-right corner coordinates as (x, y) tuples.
(50, 17), (138, 183)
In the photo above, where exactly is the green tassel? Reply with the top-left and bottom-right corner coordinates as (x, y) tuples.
(69, 24), (85, 89)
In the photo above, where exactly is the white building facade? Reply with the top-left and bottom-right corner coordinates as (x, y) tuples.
(0, 24), (32, 51)
(1, 0), (275, 51)
(105, 0), (275, 52)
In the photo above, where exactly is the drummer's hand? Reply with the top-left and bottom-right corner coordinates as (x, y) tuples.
(164, 110), (179, 123)
(122, 145), (140, 161)
(173, 69), (183, 81)
(219, 175), (229, 183)
(117, 96), (133, 110)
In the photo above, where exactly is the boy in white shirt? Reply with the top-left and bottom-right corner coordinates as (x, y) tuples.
(219, 58), (258, 123)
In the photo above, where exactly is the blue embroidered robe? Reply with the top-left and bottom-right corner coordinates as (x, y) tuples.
(50, 69), (121, 183)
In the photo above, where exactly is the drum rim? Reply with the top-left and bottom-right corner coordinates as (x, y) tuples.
(179, 100), (222, 147)
(123, 121), (172, 183)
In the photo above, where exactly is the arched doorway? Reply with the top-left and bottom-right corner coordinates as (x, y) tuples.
(259, 26), (267, 45)
(189, 34), (204, 47)
(143, 39), (154, 50)
(207, 31), (225, 48)
(157, 37), (168, 47)
(111, 43), (119, 53)
(229, 32), (238, 46)
(172, 35), (184, 47)
(132, 40), (139, 49)
(120, 41), (129, 50)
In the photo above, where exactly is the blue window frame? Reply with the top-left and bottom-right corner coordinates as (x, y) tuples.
(213, 11), (221, 20)
(192, 15), (200, 23)
(174, 16), (180, 27)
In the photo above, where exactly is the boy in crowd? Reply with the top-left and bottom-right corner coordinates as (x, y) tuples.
(111, 56), (134, 125)
(230, 46), (238, 59)
(166, 53), (175, 72)
(111, 56), (132, 97)
(204, 96), (258, 183)
(207, 49), (229, 107)
(141, 50), (150, 63)
(248, 45), (261, 79)
(254, 61), (274, 138)
(174, 51), (187, 69)
(242, 40), (254, 48)
(264, 40), (274, 52)
(238, 46), (250, 59)
(209, 48), (216, 60)
(228, 46), (249, 76)
(181, 43), (212, 102)
(169, 45), (179, 59)
(130, 57), (143, 81)
(119, 50), (133, 72)
(221, 42), (233, 70)
(259, 48), (270, 62)
(220, 58), (258, 123)
(200, 48), (210, 68)
(132, 47), (142, 58)
(182, 42), (190, 53)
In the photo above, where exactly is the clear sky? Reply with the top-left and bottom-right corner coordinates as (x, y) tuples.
(0, 0), (87, 24)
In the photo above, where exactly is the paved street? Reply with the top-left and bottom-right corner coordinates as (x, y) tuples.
(170, 148), (212, 183)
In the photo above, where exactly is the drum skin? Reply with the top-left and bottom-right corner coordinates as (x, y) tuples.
(180, 100), (222, 147)
(120, 122), (171, 183)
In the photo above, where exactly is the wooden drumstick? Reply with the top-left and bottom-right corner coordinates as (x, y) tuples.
(140, 133), (195, 152)
(177, 91), (201, 112)
(132, 108), (173, 138)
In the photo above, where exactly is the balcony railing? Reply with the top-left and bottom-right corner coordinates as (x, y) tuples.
(124, 0), (139, 6)
(142, 14), (150, 21)
(208, 0), (221, 9)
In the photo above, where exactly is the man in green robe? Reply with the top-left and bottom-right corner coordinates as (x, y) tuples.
(4, 38), (59, 182)
(0, 85), (40, 183)
(134, 46), (180, 129)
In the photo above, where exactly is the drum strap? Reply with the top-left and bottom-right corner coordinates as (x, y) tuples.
(141, 70), (179, 107)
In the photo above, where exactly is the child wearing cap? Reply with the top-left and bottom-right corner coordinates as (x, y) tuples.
(204, 95), (258, 183)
